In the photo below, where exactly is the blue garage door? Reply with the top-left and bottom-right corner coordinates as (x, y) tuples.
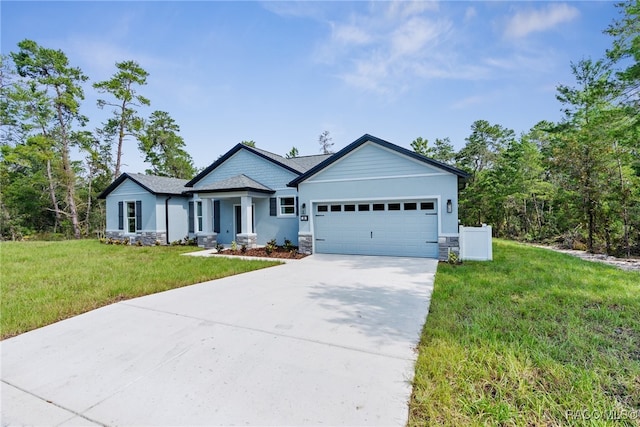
(313, 200), (438, 258)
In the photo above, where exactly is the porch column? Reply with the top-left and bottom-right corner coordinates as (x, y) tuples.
(241, 195), (252, 234)
(237, 195), (257, 248)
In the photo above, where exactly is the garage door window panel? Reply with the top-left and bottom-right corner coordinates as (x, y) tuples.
(344, 204), (356, 212)
(388, 203), (401, 211)
(330, 205), (342, 212)
(404, 202), (417, 210)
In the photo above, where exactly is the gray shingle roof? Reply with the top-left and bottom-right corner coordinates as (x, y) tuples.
(288, 154), (333, 171)
(249, 146), (332, 173)
(126, 173), (189, 195)
(97, 172), (189, 199)
(194, 174), (274, 194)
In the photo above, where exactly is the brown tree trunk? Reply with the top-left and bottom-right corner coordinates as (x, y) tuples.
(54, 90), (81, 239)
(45, 158), (61, 233)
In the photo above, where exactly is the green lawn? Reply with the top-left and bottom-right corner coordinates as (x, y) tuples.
(0, 240), (279, 339)
(410, 239), (640, 426)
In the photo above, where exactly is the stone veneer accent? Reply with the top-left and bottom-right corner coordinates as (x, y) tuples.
(438, 236), (459, 261)
(236, 233), (257, 248)
(105, 231), (167, 246)
(197, 233), (217, 249)
(298, 233), (313, 255)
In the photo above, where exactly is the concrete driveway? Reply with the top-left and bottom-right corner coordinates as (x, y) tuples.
(1, 254), (437, 426)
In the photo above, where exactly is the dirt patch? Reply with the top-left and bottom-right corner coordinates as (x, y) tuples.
(219, 247), (307, 260)
(532, 245), (640, 272)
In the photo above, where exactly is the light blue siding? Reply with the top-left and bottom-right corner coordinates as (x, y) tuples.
(194, 150), (298, 190)
(308, 142), (441, 182)
(105, 179), (157, 232)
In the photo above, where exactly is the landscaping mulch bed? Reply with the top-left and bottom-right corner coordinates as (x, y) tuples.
(219, 247), (308, 260)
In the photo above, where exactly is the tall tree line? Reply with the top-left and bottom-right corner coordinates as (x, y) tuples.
(412, 1), (639, 256)
(1, 40), (195, 240)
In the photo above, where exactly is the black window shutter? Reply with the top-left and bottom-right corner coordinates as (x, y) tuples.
(269, 198), (277, 216)
(295, 197), (299, 216)
(213, 200), (220, 233)
(118, 201), (124, 230)
(188, 201), (194, 233)
(135, 200), (142, 230)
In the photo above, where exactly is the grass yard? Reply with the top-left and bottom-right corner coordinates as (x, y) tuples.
(0, 240), (279, 339)
(410, 239), (640, 426)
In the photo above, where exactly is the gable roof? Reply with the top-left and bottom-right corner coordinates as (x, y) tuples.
(185, 174), (274, 194)
(186, 144), (331, 187)
(98, 173), (189, 199)
(287, 134), (469, 187)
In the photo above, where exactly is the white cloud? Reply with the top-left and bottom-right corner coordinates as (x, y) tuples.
(391, 17), (448, 56)
(332, 23), (372, 46)
(504, 3), (580, 39)
(386, 0), (439, 20)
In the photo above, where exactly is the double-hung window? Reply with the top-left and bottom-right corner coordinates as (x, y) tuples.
(126, 201), (136, 233)
(196, 201), (203, 232)
(119, 200), (141, 233)
(279, 197), (295, 216)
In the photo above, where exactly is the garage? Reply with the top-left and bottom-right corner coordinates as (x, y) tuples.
(313, 199), (438, 258)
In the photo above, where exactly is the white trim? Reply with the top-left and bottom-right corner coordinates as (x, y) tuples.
(277, 196), (296, 217)
(308, 195), (443, 255)
(124, 200), (138, 234)
(195, 200), (203, 233)
(196, 191), (270, 199)
(306, 172), (449, 184)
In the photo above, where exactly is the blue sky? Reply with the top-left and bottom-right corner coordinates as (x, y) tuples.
(2, 1), (620, 173)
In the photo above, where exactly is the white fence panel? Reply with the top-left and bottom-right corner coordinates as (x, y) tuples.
(460, 225), (493, 261)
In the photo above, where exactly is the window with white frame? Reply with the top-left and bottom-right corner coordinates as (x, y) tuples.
(126, 201), (136, 233)
(279, 197), (295, 216)
(196, 201), (203, 232)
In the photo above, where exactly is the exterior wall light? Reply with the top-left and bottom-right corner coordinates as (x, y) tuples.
(446, 199), (453, 213)
(301, 203), (306, 215)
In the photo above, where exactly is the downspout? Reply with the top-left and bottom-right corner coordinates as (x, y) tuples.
(165, 196), (172, 245)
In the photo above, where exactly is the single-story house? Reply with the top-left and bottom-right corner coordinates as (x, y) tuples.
(98, 134), (468, 259)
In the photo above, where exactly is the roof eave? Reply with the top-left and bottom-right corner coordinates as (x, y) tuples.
(185, 187), (275, 195)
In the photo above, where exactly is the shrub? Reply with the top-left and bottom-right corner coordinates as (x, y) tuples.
(283, 238), (294, 251)
(447, 249), (460, 265)
(231, 240), (237, 251)
(241, 244), (247, 253)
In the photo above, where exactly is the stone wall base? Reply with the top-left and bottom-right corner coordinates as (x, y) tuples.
(438, 236), (459, 261)
(298, 233), (313, 255)
(236, 233), (257, 248)
(197, 233), (218, 249)
(105, 231), (167, 246)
